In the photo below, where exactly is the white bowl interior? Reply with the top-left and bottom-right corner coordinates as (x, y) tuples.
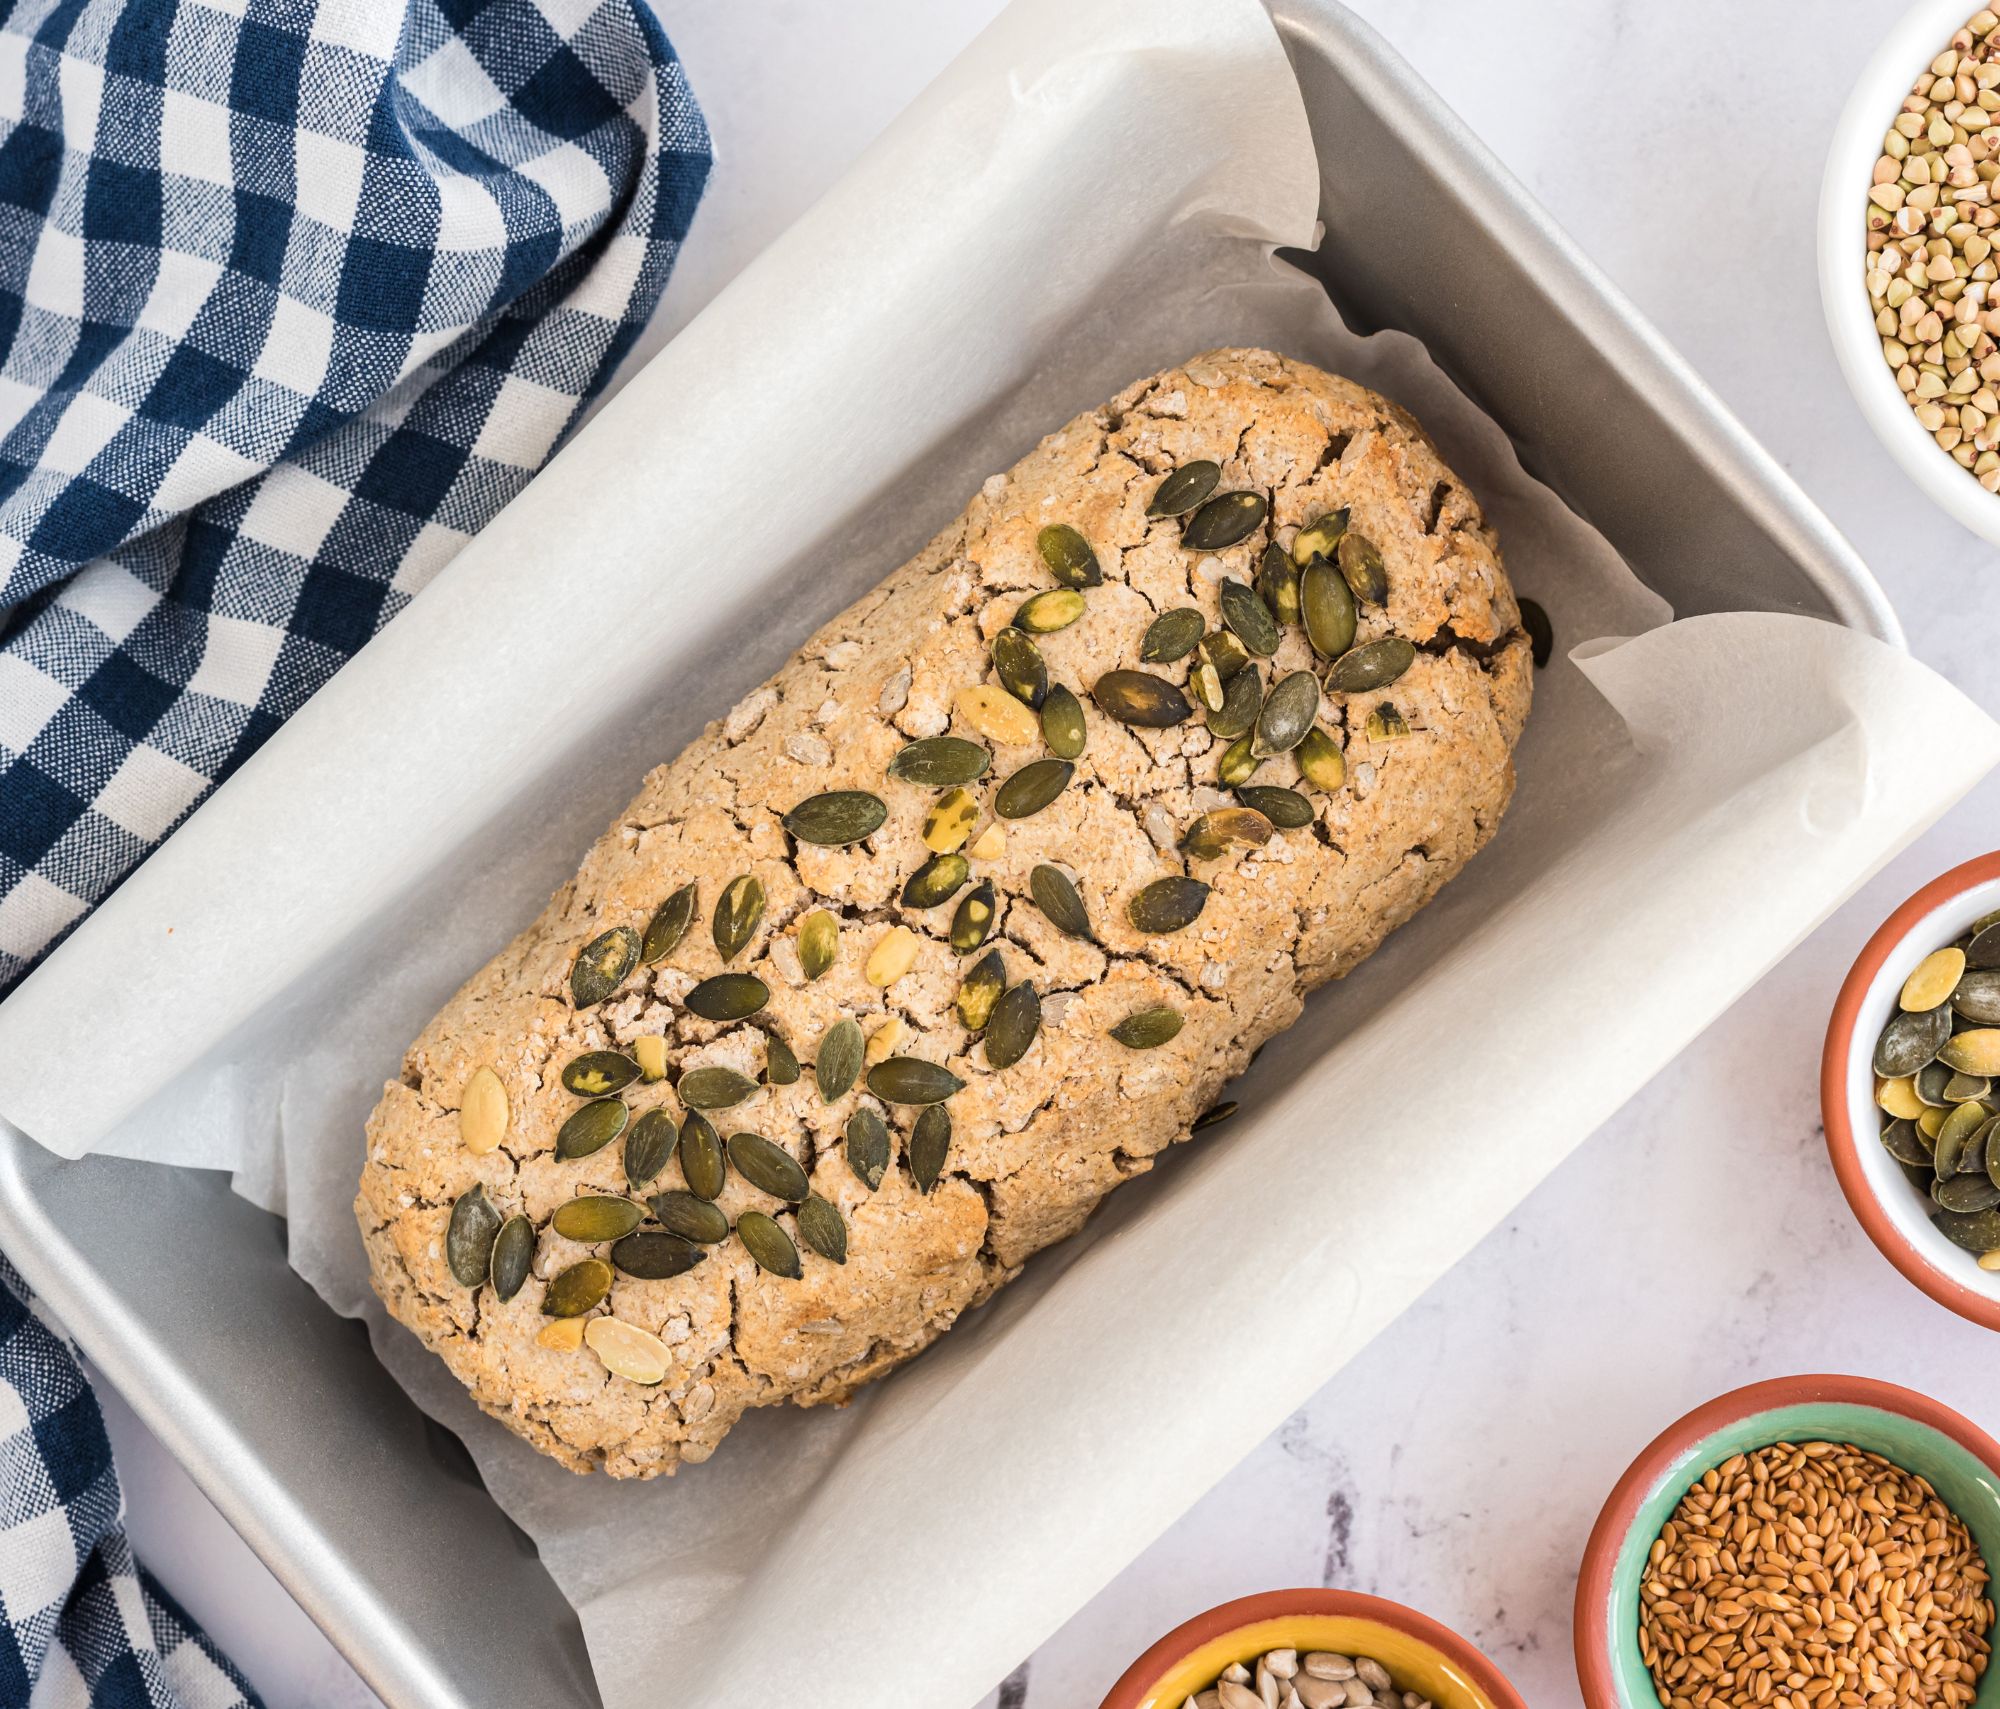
(1845, 873), (2000, 1297)
(1818, 0), (2000, 545)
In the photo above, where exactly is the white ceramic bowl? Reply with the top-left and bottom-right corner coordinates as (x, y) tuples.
(1820, 0), (2000, 544)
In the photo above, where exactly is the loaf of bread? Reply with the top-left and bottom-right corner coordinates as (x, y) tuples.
(357, 348), (1532, 1477)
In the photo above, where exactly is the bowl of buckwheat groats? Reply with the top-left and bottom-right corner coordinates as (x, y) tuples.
(1096, 1588), (1528, 1709)
(1576, 1374), (2000, 1709)
(1821, 0), (2000, 541)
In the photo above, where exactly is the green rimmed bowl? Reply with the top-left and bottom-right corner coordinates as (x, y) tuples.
(1574, 1374), (2000, 1708)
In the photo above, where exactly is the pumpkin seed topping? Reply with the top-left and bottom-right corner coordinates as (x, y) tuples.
(1014, 589), (1087, 633)
(648, 1191), (730, 1244)
(995, 757), (1075, 818)
(1219, 578), (1280, 657)
(866, 924), (922, 985)
(1292, 509), (1349, 565)
(1364, 702), (1411, 742)
(1148, 460), (1221, 518)
(797, 1193), (848, 1264)
(679, 1111), (726, 1199)
(969, 824), (1006, 860)
(1327, 636), (1415, 693)
(984, 981), (1041, 1069)
(737, 1210), (802, 1279)
(552, 1195), (644, 1243)
(623, 1109), (678, 1188)
(1180, 807), (1273, 861)
(542, 1258), (613, 1317)
(1037, 523), (1101, 588)
(1236, 785), (1314, 829)
(1110, 1006), (1182, 1049)
(1296, 726), (1347, 791)
(1041, 683), (1087, 759)
(634, 1036), (668, 1081)
(1520, 597), (1553, 669)
(909, 1104), (951, 1193)
(642, 883), (697, 964)
(817, 1018), (864, 1102)
(676, 1065), (758, 1110)
(1300, 557), (1357, 659)
(1129, 876), (1211, 935)
(889, 737), (991, 787)
(490, 1215), (534, 1300)
(866, 1057), (965, 1105)
(713, 874), (765, 962)
(764, 1031), (800, 1085)
(556, 1097), (628, 1161)
(1140, 607), (1205, 664)
(1217, 732), (1260, 787)
(1189, 661), (1225, 715)
(536, 1318), (584, 1351)
(609, 1232), (704, 1281)
(960, 682), (1042, 751)
(1904, 947), (1968, 1011)
(1254, 670), (1322, 756)
(1093, 670), (1191, 728)
(572, 926), (639, 1008)
(845, 1108), (890, 1191)
(1256, 542), (1302, 626)
(459, 1065), (508, 1155)
(1336, 531), (1387, 604)
(798, 909), (839, 981)
(1207, 662), (1262, 741)
(562, 1051), (639, 1097)
(1184, 490), (1267, 552)
(727, 1132), (810, 1202)
(923, 787), (982, 852)
(1202, 630), (1251, 683)
(1192, 1100), (1238, 1132)
(991, 628), (1049, 709)
(585, 1316), (672, 1384)
(1029, 863), (1094, 940)
(685, 973), (770, 1023)
(956, 950), (1007, 1030)
(902, 852), (971, 909)
(447, 1184), (501, 1288)
(783, 790), (888, 847)
(951, 879), (998, 953)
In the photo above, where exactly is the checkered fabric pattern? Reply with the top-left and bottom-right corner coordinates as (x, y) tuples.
(0, 1259), (263, 1709)
(0, 0), (712, 992)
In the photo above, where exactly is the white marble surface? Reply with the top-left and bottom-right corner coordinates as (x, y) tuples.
(102, 1), (2000, 1705)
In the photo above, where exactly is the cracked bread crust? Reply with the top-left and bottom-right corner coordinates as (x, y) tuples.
(356, 347), (1532, 1478)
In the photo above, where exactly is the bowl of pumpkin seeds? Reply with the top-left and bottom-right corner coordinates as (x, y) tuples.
(1095, 1588), (1527, 1709)
(1824, 851), (2000, 1326)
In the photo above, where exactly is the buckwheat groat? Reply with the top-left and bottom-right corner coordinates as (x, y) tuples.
(357, 348), (1532, 1477)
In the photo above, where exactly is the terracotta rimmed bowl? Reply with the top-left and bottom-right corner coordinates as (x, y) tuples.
(1575, 1374), (2000, 1709)
(1823, 851), (2000, 1328)
(1097, 1589), (1528, 1709)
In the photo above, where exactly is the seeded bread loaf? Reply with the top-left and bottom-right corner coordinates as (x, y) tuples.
(356, 347), (1532, 1477)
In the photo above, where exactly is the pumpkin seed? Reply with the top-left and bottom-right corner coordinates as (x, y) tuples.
(490, 1215), (534, 1300)
(610, 1231), (704, 1280)
(1935, 1206), (2000, 1253)
(1219, 579), (1280, 657)
(903, 852), (971, 909)
(960, 685), (1043, 752)
(985, 981), (1040, 1070)
(764, 1031), (800, 1086)
(1041, 683), (1087, 758)
(922, 787), (981, 853)
(845, 1108), (890, 1190)
(685, 973), (770, 1023)
(1207, 662), (1262, 741)
(727, 1132), (810, 1202)
(1327, 636), (1415, 693)
(1336, 532), (1387, 604)
(447, 1185), (501, 1288)
(950, 879), (998, 953)
(1254, 671), (1322, 756)
(1184, 490), (1267, 551)
(634, 1036), (667, 1082)
(1129, 876), (1210, 935)
(956, 951), (1007, 1030)
(552, 1196), (644, 1243)
(1014, 589), (1086, 633)
(648, 1190), (730, 1244)
(1954, 969), (2000, 1025)
(1914, 1094), (1948, 1132)
(624, 1109), (678, 1188)
(1181, 807), (1273, 860)
(1292, 509), (1349, 565)
(1110, 1005), (1182, 1049)
(995, 758), (1074, 818)
(1916, 1060), (1954, 1107)
(1881, 1118), (1932, 1167)
(677, 1065), (758, 1109)
(1217, 732), (1260, 787)
(817, 1018), (864, 1102)
(909, 1104), (950, 1193)
(1965, 1118), (1995, 1178)
(1936, 1101), (1988, 1175)
(713, 874), (765, 961)
(1093, 670), (1191, 728)
(1876, 1004), (1954, 1075)
(889, 737), (991, 787)
(1364, 702), (1411, 742)
(1202, 630), (1251, 682)
(585, 1316), (673, 1383)
(1256, 543), (1302, 626)
(1296, 726), (1346, 790)
(1520, 598), (1553, 669)
(1236, 785), (1313, 829)
(1192, 1100), (1237, 1131)
(460, 1066), (508, 1155)
(1969, 923), (2000, 969)
(1189, 660), (1226, 714)
(562, 1051), (639, 1098)
(572, 926), (639, 1008)
(1937, 1173), (2000, 1212)
(1943, 1030), (2000, 1075)
(1300, 557), (1357, 659)
(556, 1097), (628, 1161)
(1904, 947), (1968, 1011)
(642, 883), (697, 964)
(796, 1194), (847, 1264)
(798, 909), (839, 981)
(783, 790), (888, 847)
(542, 1258), (613, 1317)
(679, 1112), (726, 1199)
(737, 1210), (802, 1279)
(1148, 460), (1220, 518)
(1028, 863), (1093, 940)
(1037, 523), (1101, 588)
(991, 628), (1049, 709)
(1141, 607), (1205, 664)
(1949, 1073), (1995, 1103)
(867, 1057), (965, 1105)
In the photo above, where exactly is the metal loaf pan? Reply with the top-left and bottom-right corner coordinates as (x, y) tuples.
(0, 5), (1898, 1708)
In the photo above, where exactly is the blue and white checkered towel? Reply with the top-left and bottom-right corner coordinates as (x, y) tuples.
(0, 0), (712, 995)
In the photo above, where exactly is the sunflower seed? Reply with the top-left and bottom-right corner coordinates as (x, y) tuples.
(1192, 1100), (1237, 1131)
(1943, 1030), (2000, 1075)
(1520, 597), (1553, 669)
(490, 1215), (534, 1300)
(459, 1065), (508, 1155)
(1881, 1118), (1932, 1166)
(1336, 532), (1387, 604)
(985, 981), (1041, 1069)
(685, 973), (770, 1023)
(624, 1109), (678, 1188)
(562, 1051), (639, 1097)
(817, 1018), (864, 1102)
(1110, 1006), (1182, 1048)
(1093, 671), (1191, 728)
(1300, 557), (1357, 659)
(727, 1132), (810, 1202)
(910, 1104), (950, 1193)
(1876, 1004), (1954, 1075)
(1296, 726), (1346, 790)
(1014, 589), (1086, 633)
(992, 628), (1049, 709)
(1129, 877), (1210, 934)
(1181, 807), (1273, 860)
(922, 787), (982, 852)
(783, 790), (888, 847)
(1041, 683), (1087, 759)
(798, 909), (839, 981)
(648, 1190), (730, 1244)
(737, 1210), (801, 1278)
(948, 879), (998, 954)
(1141, 608), (1206, 664)
(764, 1031), (800, 1086)
(867, 1057), (965, 1104)
(889, 737), (991, 786)
(1254, 671), (1321, 756)
(679, 1111), (726, 1199)
(1364, 702), (1411, 742)
(1217, 732), (1260, 787)
(1328, 636), (1415, 693)
(1292, 510), (1348, 565)
(1954, 969), (2000, 1025)
(556, 1097), (628, 1161)
(796, 1194), (847, 1264)
(1037, 523), (1101, 588)
(572, 926), (639, 1008)
(713, 874), (765, 962)
(1256, 543), (1302, 627)
(845, 1108), (890, 1191)
(610, 1231), (704, 1280)
(642, 883), (697, 964)
(1149, 460), (1220, 518)
(552, 1196), (645, 1243)
(677, 1066), (758, 1110)
(1028, 863), (1094, 940)
(1219, 579), (1280, 657)
(956, 950), (1007, 1031)
(995, 758), (1074, 818)
(903, 852), (971, 909)
(542, 1257), (613, 1317)
(1184, 491), (1267, 551)
(447, 1184), (501, 1288)
(585, 1316), (673, 1383)
(1208, 663), (1263, 741)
